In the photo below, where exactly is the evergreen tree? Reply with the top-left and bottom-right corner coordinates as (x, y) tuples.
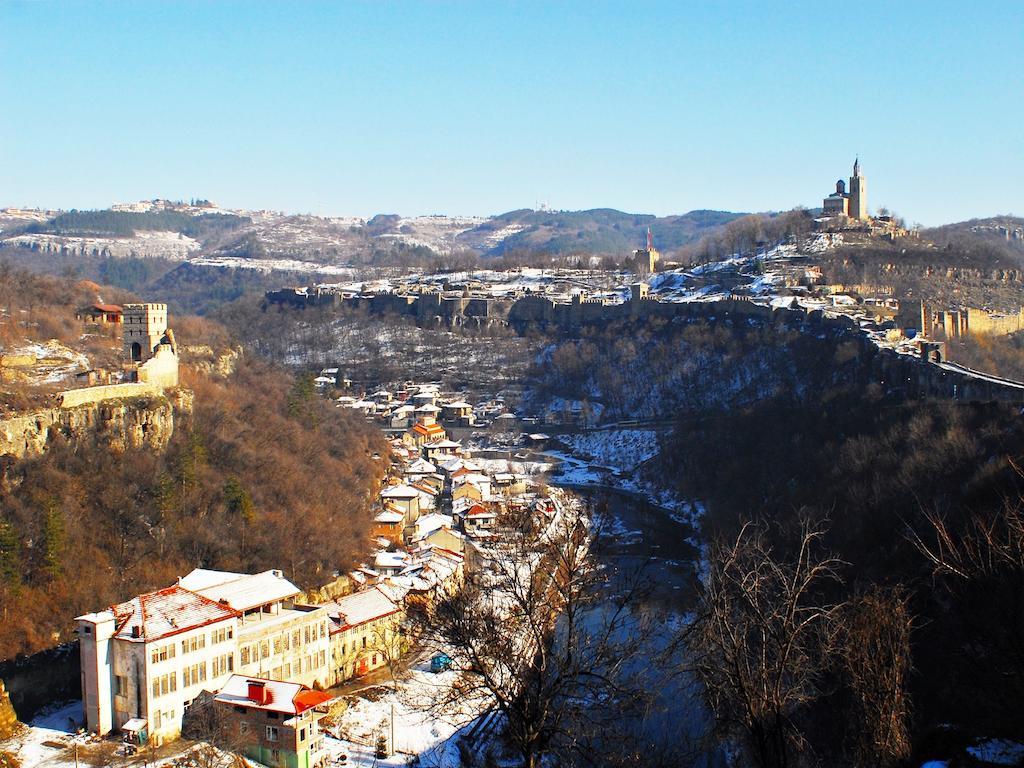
(40, 500), (65, 581)
(222, 477), (255, 524)
(0, 518), (21, 594)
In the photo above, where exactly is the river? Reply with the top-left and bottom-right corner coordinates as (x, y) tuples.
(563, 486), (723, 767)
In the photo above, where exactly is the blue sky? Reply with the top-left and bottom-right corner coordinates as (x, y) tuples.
(1, 1), (1021, 225)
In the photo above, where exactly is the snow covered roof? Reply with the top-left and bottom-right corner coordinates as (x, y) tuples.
(405, 458), (437, 474)
(381, 483), (419, 499)
(374, 510), (404, 524)
(324, 587), (399, 630)
(454, 473), (490, 486)
(443, 401), (472, 409)
(215, 675), (331, 714)
(425, 439), (461, 449)
(415, 403), (441, 413)
(374, 551), (409, 570)
(414, 513), (454, 537)
(181, 569), (301, 612)
(85, 585), (239, 643)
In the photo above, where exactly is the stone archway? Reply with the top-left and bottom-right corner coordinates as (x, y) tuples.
(130, 342), (142, 361)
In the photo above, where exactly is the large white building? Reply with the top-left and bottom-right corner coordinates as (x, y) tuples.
(76, 569), (331, 743)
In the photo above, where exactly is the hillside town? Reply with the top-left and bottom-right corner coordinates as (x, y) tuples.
(0, 302), (579, 767)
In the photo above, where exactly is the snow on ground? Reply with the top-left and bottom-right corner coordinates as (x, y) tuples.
(5, 700), (88, 768)
(558, 429), (659, 472)
(189, 255), (359, 276)
(966, 739), (1024, 766)
(8, 340), (90, 385)
(6, 700), (256, 768)
(327, 659), (493, 768)
(6, 230), (199, 260)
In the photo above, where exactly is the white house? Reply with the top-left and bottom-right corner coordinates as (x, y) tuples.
(76, 569), (331, 743)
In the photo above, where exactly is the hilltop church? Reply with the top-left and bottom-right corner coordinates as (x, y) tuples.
(823, 158), (868, 221)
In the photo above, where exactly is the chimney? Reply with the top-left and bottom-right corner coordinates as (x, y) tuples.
(247, 680), (270, 705)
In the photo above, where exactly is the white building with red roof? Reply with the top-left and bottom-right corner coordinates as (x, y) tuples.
(76, 568), (331, 743)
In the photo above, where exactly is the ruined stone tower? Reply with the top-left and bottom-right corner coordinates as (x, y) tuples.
(122, 303), (168, 362)
(122, 303), (178, 387)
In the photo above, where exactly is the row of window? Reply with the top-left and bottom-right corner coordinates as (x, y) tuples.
(268, 651), (326, 681)
(238, 623), (326, 666)
(152, 673), (176, 698)
(182, 662), (207, 687)
(212, 653), (234, 677)
(151, 643), (176, 664)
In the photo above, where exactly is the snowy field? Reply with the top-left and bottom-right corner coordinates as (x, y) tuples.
(326, 659), (493, 768)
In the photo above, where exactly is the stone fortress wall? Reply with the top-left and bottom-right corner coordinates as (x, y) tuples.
(267, 284), (1024, 404)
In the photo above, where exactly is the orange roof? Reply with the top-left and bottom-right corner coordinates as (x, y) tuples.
(294, 690), (333, 712)
(92, 303), (122, 314)
(411, 423), (445, 437)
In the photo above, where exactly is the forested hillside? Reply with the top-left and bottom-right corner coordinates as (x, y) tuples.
(661, 377), (1024, 756)
(0, 271), (388, 659)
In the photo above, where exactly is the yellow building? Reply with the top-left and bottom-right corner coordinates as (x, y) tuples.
(321, 587), (404, 686)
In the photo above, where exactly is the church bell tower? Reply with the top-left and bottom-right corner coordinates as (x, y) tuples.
(848, 157), (868, 221)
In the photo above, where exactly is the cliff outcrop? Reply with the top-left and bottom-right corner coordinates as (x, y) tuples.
(0, 389), (191, 461)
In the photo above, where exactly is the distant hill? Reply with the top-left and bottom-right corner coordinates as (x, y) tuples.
(1, 204), (745, 263)
(459, 208), (746, 256)
(922, 215), (1024, 255)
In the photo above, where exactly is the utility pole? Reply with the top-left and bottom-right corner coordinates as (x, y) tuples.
(390, 701), (395, 755)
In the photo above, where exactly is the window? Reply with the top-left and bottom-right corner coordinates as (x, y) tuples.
(212, 654), (234, 677)
(284, 663), (291, 678)
(212, 627), (232, 644)
(320, 623), (326, 639)
(273, 636), (282, 654)
(266, 726), (279, 742)
(299, 727), (306, 741)
(234, 706), (247, 714)
(304, 626), (311, 644)
(260, 641), (269, 660)
(115, 676), (128, 696)
(293, 629), (301, 647)
(151, 644), (175, 664)
(152, 673), (176, 698)
(240, 721), (249, 733)
(240, 647), (250, 665)
(267, 712), (279, 720)
(362, 637), (367, 649)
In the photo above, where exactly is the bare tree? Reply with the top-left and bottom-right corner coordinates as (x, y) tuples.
(413, 497), (657, 768)
(837, 587), (913, 768)
(689, 518), (844, 768)
(910, 493), (1024, 722)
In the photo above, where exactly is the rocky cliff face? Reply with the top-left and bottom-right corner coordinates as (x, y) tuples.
(0, 389), (192, 461)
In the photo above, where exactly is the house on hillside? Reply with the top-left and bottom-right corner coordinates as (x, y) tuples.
(423, 439), (462, 462)
(319, 587), (404, 685)
(404, 419), (447, 449)
(213, 676), (330, 768)
(372, 507), (405, 546)
(79, 303), (123, 327)
(380, 484), (421, 524)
